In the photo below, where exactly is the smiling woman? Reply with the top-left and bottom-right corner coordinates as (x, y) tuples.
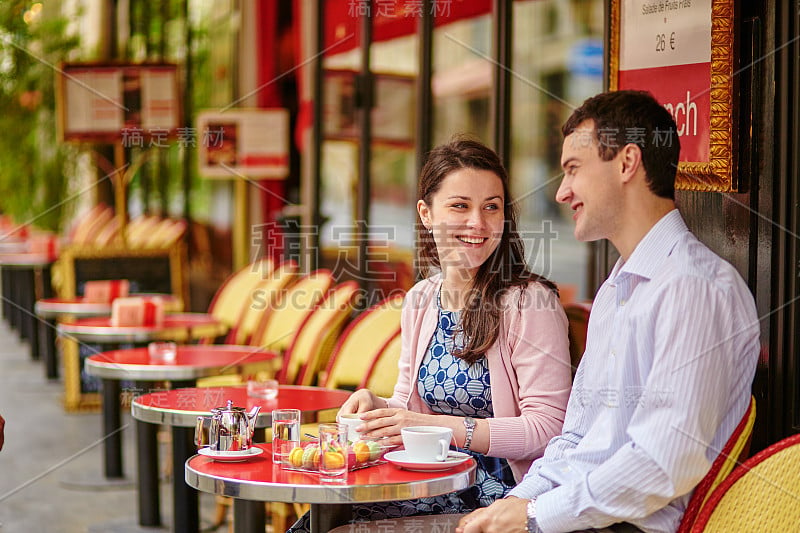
(287, 138), (573, 532)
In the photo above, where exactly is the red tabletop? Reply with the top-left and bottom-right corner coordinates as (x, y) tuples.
(36, 294), (182, 318)
(57, 312), (227, 343)
(85, 345), (279, 382)
(186, 443), (476, 504)
(132, 385), (353, 427)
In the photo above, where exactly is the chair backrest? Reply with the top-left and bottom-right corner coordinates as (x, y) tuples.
(691, 431), (800, 532)
(207, 258), (275, 327)
(564, 301), (591, 377)
(250, 269), (334, 353)
(227, 261), (300, 345)
(321, 293), (404, 390)
(359, 330), (402, 397)
(677, 396), (757, 532)
(282, 281), (361, 386)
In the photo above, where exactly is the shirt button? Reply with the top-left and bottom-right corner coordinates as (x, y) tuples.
(620, 299), (626, 306)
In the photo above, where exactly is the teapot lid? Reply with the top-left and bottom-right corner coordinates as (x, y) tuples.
(212, 400), (245, 413)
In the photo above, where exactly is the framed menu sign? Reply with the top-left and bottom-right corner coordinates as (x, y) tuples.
(56, 63), (181, 143)
(609, 0), (736, 192)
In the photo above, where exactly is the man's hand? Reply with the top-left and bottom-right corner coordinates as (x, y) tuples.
(456, 496), (530, 533)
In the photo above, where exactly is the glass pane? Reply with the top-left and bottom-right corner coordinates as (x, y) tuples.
(432, 5), (493, 145)
(510, 0), (604, 302)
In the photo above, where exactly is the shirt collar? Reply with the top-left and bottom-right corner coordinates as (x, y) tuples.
(610, 209), (688, 282)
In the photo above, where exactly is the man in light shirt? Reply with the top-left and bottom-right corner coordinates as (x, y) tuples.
(457, 90), (760, 533)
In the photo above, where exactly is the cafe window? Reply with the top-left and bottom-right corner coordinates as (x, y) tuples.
(314, 0), (604, 299)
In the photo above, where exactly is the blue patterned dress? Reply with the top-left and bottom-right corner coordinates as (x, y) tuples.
(287, 296), (515, 531)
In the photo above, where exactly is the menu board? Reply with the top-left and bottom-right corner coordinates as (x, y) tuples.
(196, 109), (290, 179)
(610, 0), (736, 191)
(57, 63), (181, 143)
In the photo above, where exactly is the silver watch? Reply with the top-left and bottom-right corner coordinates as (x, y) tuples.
(526, 498), (539, 533)
(463, 416), (476, 450)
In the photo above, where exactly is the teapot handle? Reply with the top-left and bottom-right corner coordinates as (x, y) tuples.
(194, 416), (214, 448)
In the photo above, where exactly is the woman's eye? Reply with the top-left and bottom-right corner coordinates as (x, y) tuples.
(450, 203), (467, 209)
(484, 203), (500, 211)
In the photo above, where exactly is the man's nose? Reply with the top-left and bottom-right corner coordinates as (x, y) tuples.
(555, 177), (570, 204)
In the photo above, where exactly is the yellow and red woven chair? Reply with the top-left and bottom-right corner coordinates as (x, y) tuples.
(283, 281), (361, 386)
(358, 330), (402, 398)
(677, 396), (756, 532)
(690, 429), (800, 532)
(318, 292), (404, 390)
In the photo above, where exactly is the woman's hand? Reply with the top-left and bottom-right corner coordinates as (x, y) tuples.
(337, 389), (385, 417)
(357, 408), (440, 447)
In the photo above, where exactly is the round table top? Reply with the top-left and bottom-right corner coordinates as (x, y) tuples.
(36, 294), (182, 318)
(132, 385), (353, 427)
(85, 345), (278, 381)
(185, 443), (476, 504)
(57, 313), (227, 343)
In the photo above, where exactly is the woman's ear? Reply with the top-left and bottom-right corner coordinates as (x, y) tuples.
(417, 199), (431, 230)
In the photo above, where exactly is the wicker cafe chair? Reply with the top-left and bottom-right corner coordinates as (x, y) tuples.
(227, 260), (300, 345)
(690, 431), (800, 532)
(249, 269), (335, 353)
(284, 281), (361, 386)
(564, 301), (591, 378)
(319, 292), (404, 390)
(359, 330), (402, 398)
(204, 257), (277, 337)
(676, 396), (756, 532)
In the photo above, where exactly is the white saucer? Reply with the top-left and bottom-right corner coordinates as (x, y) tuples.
(198, 447), (264, 462)
(383, 450), (471, 472)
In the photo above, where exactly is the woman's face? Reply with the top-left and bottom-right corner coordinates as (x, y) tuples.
(417, 168), (506, 281)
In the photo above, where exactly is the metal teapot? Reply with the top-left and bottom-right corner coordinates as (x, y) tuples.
(194, 400), (261, 452)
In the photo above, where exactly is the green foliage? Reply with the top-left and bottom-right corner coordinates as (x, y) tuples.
(0, 1), (80, 231)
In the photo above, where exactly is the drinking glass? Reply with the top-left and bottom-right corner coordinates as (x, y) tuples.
(148, 341), (177, 364)
(247, 378), (279, 400)
(271, 409), (300, 465)
(319, 423), (349, 478)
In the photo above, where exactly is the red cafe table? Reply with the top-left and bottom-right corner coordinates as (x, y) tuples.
(185, 442), (477, 533)
(57, 312), (226, 344)
(132, 385), (353, 533)
(35, 293), (181, 379)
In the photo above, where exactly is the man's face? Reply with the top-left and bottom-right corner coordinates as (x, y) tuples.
(555, 120), (623, 243)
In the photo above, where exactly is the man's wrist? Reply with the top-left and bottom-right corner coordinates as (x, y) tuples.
(526, 498), (542, 533)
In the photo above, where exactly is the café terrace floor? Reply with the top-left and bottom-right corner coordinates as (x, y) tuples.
(0, 319), (228, 533)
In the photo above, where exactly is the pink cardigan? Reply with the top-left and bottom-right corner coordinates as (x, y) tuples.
(386, 275), (573, 481)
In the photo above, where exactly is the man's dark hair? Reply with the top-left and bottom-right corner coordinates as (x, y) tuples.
(562, 90), (680, 200)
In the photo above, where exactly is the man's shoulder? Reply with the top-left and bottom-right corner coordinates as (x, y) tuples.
(661, 231), (746, 291)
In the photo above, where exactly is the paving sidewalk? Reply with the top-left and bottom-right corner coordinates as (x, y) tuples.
(0, 319), (223, 533)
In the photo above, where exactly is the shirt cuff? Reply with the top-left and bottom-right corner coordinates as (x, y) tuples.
(507, 475), (553, 500)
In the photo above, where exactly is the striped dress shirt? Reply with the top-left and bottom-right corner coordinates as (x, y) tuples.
(508, 210), (760, 533)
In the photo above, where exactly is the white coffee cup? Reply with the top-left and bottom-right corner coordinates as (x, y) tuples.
(401, 426), (452, 462)
(337, 413), (364, 442)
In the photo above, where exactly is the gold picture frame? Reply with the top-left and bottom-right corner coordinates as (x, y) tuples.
(56, 244), (188, 411)
(609, 0), (737, 192)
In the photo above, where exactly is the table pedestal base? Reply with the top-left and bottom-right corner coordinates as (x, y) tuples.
(310, 503), (352, 533)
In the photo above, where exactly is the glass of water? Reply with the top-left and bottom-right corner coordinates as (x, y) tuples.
(271, 409), (300, 466)
(319, 423), (349, 478)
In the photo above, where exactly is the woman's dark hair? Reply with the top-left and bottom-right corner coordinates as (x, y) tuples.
(417, 136), (558, 364)
(562, 90), (681, 200)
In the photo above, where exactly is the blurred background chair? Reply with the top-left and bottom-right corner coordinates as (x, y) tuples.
(677, 396), (756, 532)
(319, 293), (404, 390)
(204, 257), (277, 337)
(358, 330), (402, 397)
(690, 430), (800, 532)
(250, 269), (334, 353)
(283, 281), (361, 386)
(564, 301), (591, 377)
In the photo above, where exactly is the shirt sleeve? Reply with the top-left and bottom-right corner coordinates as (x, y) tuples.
(534, 277), (758, 532)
